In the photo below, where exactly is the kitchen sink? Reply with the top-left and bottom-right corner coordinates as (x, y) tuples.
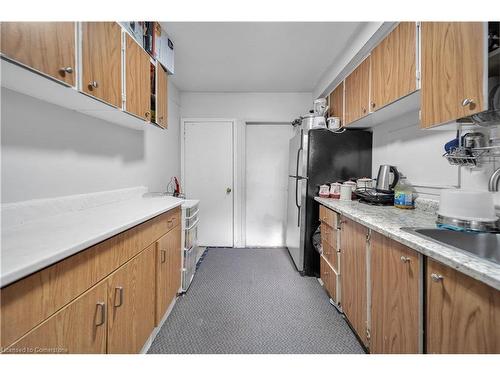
(402, 228), (500, 265)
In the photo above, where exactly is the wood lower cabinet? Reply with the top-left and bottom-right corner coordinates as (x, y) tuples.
(340, 216), (368, 346)
(156, 64), (169, 128)
(420, 22), (485, 128)
(344, 56), (371, 126)
(6, 281), (107, 354)
(328, 82), (344, 126)
(320, 255), (337, 302)
(82, 22), (122, 107)
(426, 259), (500, 353)
(125, 34), (151, 121)
(370, 232), (420, 354)
(370, 22), (416, 111)
(0, 22), (76, 86)
(156, 225), (181, 324)
(107, 244), (156, 354)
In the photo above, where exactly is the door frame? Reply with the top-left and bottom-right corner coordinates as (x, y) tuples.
(180, 118), (246, 248)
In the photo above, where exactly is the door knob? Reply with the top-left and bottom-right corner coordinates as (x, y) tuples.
(226, 187), (232, 194)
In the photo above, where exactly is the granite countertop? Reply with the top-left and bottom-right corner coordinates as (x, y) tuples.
(315, 197), (500, 291)
(1, 189), (184, 287)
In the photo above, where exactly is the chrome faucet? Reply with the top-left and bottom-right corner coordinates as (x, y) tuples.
(489, 167), (500, 192)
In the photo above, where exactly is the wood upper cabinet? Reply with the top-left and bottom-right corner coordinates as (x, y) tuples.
(340, 216), (368, 346)
(328, 82), (344, 126)
(125, 33), (151, 121)
(156, 64), (169, 128)
(426, 259), (500, 353)
(156, 225), (181, 324)
(107, 244), (156, 354)
(370, 232), (420, 354)
(344, 56), (371, 125)
(420, 22), (485, 128)
(82, 22), (122, 107)
(6, 281), (107, 354)
(0, 22), (76, 86)
(370, 22), (416, 111)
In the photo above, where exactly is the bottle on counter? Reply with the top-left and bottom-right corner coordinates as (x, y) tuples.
(394, 177), (415, 209)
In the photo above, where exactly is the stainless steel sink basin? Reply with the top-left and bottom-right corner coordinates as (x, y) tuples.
(402, 228), (500, 264)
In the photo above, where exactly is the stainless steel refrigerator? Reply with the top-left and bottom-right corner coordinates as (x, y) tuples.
(286, 127), (372, 276)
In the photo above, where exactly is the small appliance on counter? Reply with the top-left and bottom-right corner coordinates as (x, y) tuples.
(437, 189), (500, 232)
(354, 165), (400, 206)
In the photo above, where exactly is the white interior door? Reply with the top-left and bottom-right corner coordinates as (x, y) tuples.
(184, 121), (233, 247)
(245, 124), (293, 247)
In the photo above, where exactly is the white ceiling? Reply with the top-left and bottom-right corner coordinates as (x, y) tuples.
(161, 22), (365, 93)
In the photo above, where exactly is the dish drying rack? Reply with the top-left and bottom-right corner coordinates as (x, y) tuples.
(444, 145), (500, 167)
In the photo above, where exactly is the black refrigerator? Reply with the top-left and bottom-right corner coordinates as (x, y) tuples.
(285, 127), (372, 276)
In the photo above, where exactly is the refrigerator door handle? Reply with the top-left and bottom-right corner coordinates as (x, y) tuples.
(288, 175), (308, 180)
(295, 142), (304, 226)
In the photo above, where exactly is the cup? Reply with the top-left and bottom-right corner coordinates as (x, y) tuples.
(329, 182), (341, 199)
(327, 117), (341, 130)
(340, 184), (353, 201)
(319, 184), (330, 198)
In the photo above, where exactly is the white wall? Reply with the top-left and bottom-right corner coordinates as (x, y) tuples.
(245, 124), (293, 247)
(1, 81), (181, 203)
(180, 92), (312, 122)
(372, 112), (500, 207)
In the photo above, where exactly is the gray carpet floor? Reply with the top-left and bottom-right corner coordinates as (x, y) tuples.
(148, 247), (365, 354)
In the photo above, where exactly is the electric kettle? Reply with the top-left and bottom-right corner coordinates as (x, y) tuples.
(375, 165), (400, 193)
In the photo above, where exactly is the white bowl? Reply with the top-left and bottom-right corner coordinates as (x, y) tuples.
(438, 189), (498, 222)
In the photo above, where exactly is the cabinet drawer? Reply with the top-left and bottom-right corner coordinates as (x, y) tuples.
(319, 205), (337, 228)
(320, 256), (337, 302)
(0, 208), (178, 348)
(165, 206), (181, 231)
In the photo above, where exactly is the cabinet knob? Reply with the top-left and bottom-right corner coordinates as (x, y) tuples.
(400, 256), (410, 263)
(362, 107), (367, 114)
(88, 81), (98, 89)
(59, 66), (73, 74)
(431, 273), (444, 282)
(371, 102), (376, 108)
(145, 111), (151, 118)
(462, 98), (474, 107)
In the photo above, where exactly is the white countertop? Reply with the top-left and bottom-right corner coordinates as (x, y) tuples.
(315, 197), (500, 291)
(1, 189), (183, 287)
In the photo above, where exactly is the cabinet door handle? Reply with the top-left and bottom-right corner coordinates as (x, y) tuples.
(145, 111), (151, 118)
(462, 98), (474, 107)
(161, 250), (167, 263)
(95, 302), (106, 326)
(88, 81), (98, 89)
(400, 256), (410, 263)
(431, 273), (444, 282)
(59, 66), (73, 74)
(114, 286), (124, 307)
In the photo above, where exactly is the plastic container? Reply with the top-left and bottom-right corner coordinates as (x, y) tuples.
(438, 189), (498, 222)
(394, 178), (414, 209)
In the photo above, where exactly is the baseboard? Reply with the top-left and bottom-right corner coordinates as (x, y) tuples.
(139, 292), (179, 354)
